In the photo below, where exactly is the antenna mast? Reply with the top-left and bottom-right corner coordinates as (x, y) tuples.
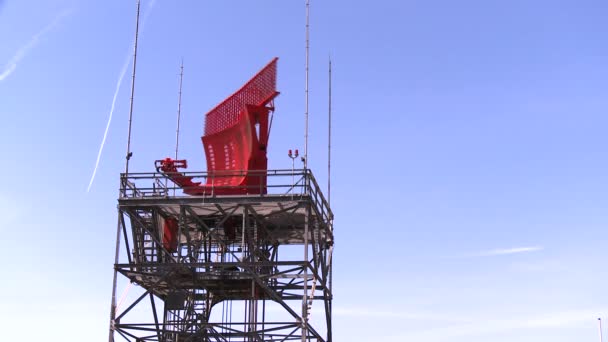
(328, 57), (332, 205)
(125, 0), (141, 175)
(175, 59), (184, 160)
(304, 0), (310, 171)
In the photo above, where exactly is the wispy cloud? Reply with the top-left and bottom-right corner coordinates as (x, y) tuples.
(330, 305), (602, 341)
(0, 194), (25, 228)
(386, 309), (602, 341)
(477, 246), (544, 257)
(0, 9), (71, 82)
(333, 307), (475, 323)
(87, 0), (156, 192)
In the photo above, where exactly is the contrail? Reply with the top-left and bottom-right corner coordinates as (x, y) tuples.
(0, 9), (71, 81)
(477, 246), (544, 256)
(87, 0), (156, 192)
(87, 55), (131, 192)
(0, 64), (17, 81)
(142, 0), (157, 26)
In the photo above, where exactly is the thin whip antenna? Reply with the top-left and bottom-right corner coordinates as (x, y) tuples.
(125, 0), (141, 175)
(175, 59), (184, 160)
(304, 0), (310, 171)
(328, 56), (332, 206)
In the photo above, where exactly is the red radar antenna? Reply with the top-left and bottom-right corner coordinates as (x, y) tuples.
(156, 58), (280, 196)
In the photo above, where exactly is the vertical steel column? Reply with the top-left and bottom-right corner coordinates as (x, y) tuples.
(107, 213), (123, 342)
(327, 243), (334, 342)
(302, 203), (310, 342)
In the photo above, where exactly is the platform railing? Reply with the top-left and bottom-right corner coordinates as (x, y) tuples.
(119, 168), (333, 223)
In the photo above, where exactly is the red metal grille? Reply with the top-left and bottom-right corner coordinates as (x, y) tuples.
(204, 58), (278, 136)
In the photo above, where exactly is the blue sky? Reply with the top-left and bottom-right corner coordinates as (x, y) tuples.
(1, 0), (607, 341)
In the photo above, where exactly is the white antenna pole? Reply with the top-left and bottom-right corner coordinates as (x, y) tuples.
(304, 0), (310, 171)
(600, 318), (604, 342)
(175, 59), (184, 160)
(125, 0), (141, 175)
(328, 56), (332, 206)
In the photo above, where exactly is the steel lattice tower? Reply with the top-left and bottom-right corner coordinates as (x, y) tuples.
(108, 56), (333, 342)
(108, 169), (334, 342)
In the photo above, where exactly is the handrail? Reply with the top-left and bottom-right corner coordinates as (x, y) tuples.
(119, 168), (333, 222)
